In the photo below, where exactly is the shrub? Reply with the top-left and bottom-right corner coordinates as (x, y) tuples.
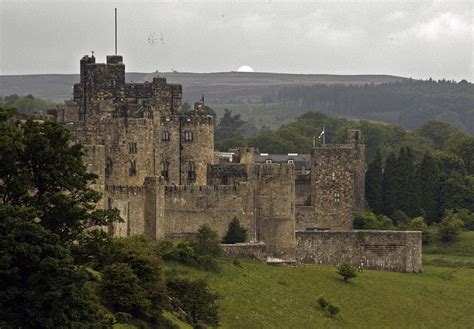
(439, 210), (464, 241)
(167, 279), (219, 326)
(391, 210), (410, 227)
(316, 295), (329, 309)
(456, 208), (474, 231)
(222, 217), (248, 244)
(406, 216), (432, 244)
(193, 224), (222, 257)
(353, 211), (395, 230)
(327, 304), (340, 317)
(100, 263), (149, 315)
(336, 262), (357, 283)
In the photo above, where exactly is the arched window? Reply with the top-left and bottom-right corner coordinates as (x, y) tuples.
(334, 192), (341, 204)
(162, 131), (170, 141)
(105, 158), (113, 177)
(129, 160), (137, 176)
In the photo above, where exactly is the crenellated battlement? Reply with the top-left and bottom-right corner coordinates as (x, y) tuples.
(106, 184), (147, 195)
(164, 183), (247, 198)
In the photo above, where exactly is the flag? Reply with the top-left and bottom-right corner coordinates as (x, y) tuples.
(318, 128), (325, 139)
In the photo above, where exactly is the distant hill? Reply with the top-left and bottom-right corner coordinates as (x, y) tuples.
(0, 72), (405, 104)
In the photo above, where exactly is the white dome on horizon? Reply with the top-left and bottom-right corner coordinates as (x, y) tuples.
(237, 65), (254, 72)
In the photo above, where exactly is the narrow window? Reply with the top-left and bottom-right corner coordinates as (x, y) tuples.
(188, 162), (196, 181)
(265, 159), (272, 164)
(129, 160), (137, 176)
(162, 131), (170, 141)
(288, 159), (294, 164)
(184, 131), (193, 141)
(111, 80), (116, 88)
(128, 142), (137, 154)
(105, 158), (113, 177)
(332, 172), (336, 180)
(334, 192), (341, 203)
(161, 161), (169, 179)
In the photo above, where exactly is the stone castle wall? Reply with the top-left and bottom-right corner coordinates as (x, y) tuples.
(221, 242), (267, 261)
(296, 230), (422, 272)
(163, 183), (255, 240)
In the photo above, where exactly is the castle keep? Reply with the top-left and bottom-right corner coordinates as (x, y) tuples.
(59, 54), (422, 272)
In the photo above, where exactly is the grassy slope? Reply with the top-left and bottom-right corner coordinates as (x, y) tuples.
(423, 231), (474, 268)
(165, 232), (474, 328)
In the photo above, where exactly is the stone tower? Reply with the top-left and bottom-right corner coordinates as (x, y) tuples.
(310, 129), (365, 230)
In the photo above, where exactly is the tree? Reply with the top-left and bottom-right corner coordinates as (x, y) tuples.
(222, 217), (248, 244)
(0, 206), (105, 328)
(396, 146), (419, 217)
(382, 152), (398, 216)
(100, 263), (149, 315)
(438, 210), (463, 241)
(365, 149), (383, 214)
(214, 109), (247, 141)
(353, 211), (394, 230)
(336, 262), (357, 283)
(166, 279), (219, 326)
(193, 224), (222, 257)
(417, 152), (440, 224)
(0, 108), (119, 242)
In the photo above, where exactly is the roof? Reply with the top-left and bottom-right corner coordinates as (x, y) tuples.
(254, 154), (311, 170)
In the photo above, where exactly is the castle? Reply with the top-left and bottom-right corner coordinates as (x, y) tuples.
(58, 54), (422, 272)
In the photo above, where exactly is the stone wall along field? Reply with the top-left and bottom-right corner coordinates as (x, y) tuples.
(295, 230), (422, 272)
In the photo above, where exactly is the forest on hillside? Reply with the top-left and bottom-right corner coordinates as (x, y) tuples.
(275, 79), (474, 135)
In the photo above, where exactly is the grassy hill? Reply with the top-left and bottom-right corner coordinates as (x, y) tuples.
(164, 232), (474, 328)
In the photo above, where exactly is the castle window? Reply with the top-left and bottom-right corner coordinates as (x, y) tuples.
(162, 131), (170, 141)
(184, 131), (193, 141)
(111, 80), (116, 88)
(128, 142), (137, 154)
(265, 159), (272, 164)
(332, 172), (336, 180)
(188, 162), (196, 181)
(288, 159), (294, 164)
(105, 158), (113, 178)
(161, 161), (169, 179)
(334, 192), (341, 203)
(129, 160), (137, 176)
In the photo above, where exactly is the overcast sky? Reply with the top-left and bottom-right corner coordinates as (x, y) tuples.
(1, 0), (473, 81)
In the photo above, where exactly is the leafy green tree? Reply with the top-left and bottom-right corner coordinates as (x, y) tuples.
(193, 224), (222, 257)
(336, 262), (357, 283)
(0, 108), (119, 242)
(166, 279), (219, 326)
(438, 210), (464, 241)
(0, 206), (106, 328)
(417, 152), (440, 224)
(365, 149), (383, 214)
(100, 263), (149, 315)
(415, 120), (459, 150)
(222, 217), (248, 244)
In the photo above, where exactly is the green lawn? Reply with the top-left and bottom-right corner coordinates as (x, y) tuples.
(164, 231), (474, 328)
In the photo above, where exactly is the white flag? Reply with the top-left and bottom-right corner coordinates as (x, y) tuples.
(318, 128), (325, 139)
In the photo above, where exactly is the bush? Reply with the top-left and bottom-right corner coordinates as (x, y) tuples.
(167, 279), (219, 326)
(100, 263), (149, 315)
(405, 216), (432, 244)
(336, 262), (357, 283)
(316, 295), (329, 309)
(193, 224), (222, 257)
(353, 211), (395, 230)
(156, 240), (220, 271)
(439, 210), (464, 241)
(456, 208), (474, 231)
(391, 210), (410, 227)
(327, 304), (340, 317)
(222, 217), (248, 244)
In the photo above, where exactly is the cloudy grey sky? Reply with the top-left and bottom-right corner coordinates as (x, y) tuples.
(1, 0), (473, 80)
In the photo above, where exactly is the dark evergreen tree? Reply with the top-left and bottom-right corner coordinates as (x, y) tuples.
(382, 152), (398, 216)
(395, 146), (419, 217)
(365, 149), (383, 214)
(417, 152), (440, 224)
(222, 217), (248, 244)
(214, 109), (247, 141)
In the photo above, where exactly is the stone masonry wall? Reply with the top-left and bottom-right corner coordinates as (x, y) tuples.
(295, 206), (318, 230)
(221, 242), (267, 261)
(163, 183), (255, 240)
(296, 230), (422, 272)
